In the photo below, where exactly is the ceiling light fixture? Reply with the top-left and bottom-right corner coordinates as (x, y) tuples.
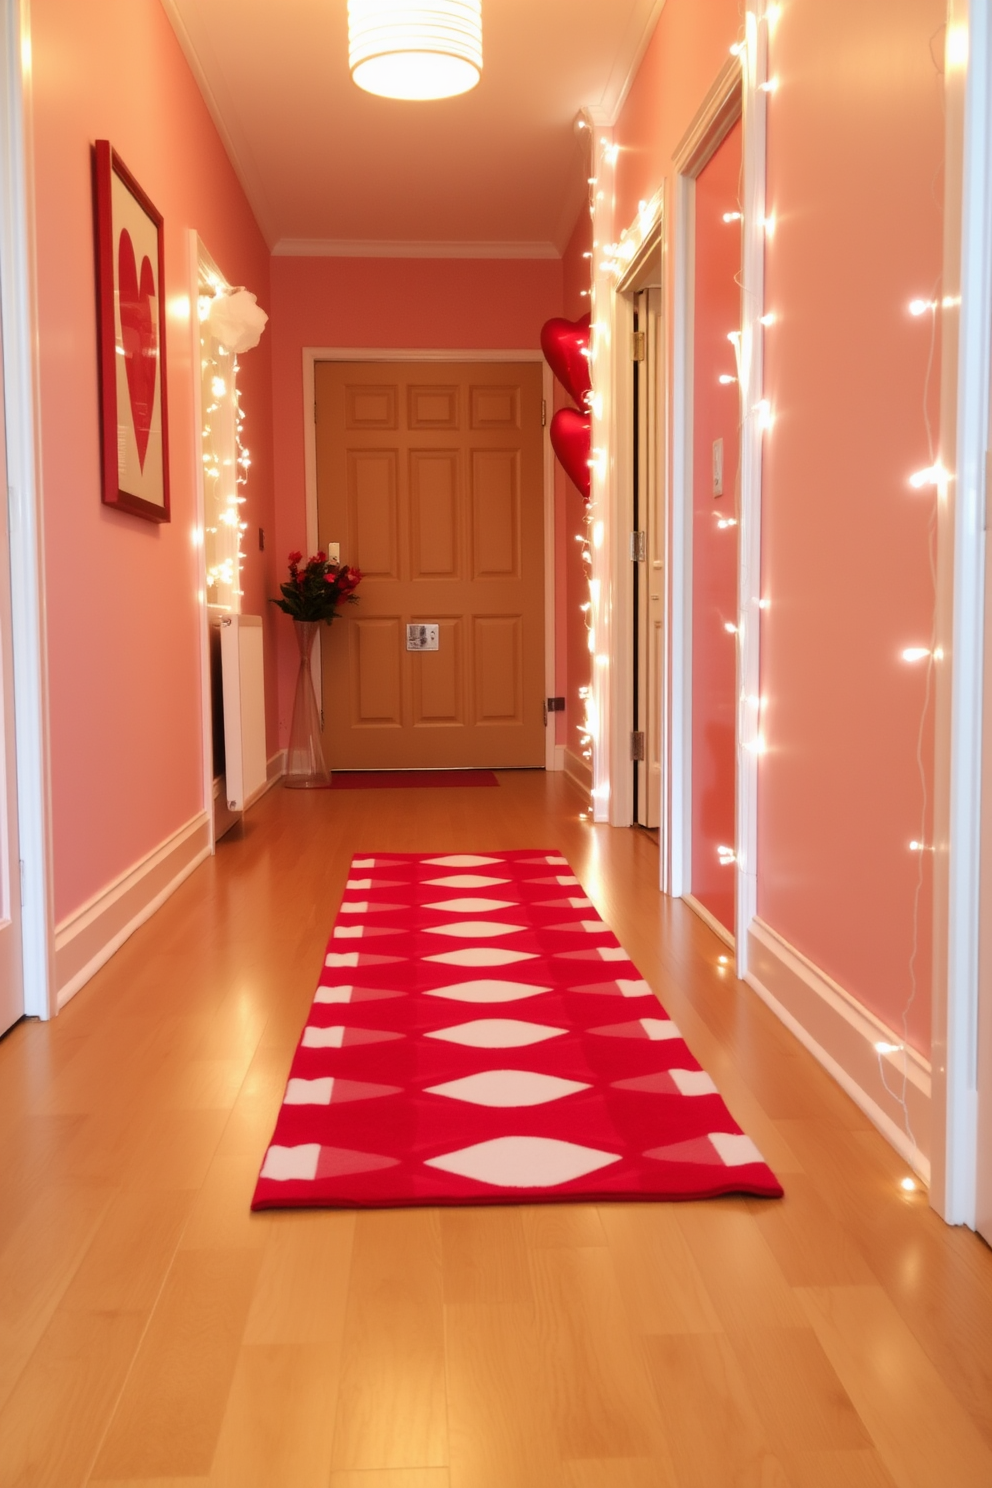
(348, 0), (483, 100)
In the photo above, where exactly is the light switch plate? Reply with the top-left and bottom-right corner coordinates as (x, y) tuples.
(326, 542), (340, 564)
(406, 623), (439, 652)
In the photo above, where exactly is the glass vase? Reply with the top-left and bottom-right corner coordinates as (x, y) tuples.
(285, 619), (332, 789)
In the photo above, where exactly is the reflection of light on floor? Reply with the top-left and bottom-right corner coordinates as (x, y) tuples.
(581, 831), (604, 907)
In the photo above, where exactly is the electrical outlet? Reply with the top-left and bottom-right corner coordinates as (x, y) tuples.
(327, 542), (340, 564)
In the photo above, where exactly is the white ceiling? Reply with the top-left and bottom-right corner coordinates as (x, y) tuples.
(162, 0), (666, 256)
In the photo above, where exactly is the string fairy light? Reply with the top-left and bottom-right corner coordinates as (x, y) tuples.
(574, 5), (777, 827)
(199, 277), (252, 609)
(731, 9), (936, 1175)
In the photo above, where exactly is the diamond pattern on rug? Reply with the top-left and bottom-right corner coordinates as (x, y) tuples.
(251, 850), (784, 1209)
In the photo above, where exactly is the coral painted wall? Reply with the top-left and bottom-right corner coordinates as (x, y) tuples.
(612, 0), (742, 238)
(268, 254), (563, 742)
(610, 0), (942, 1050)
(758, 0), (943, 1053)
(691, 119), (742, 934)
(31, 0), (276, 923)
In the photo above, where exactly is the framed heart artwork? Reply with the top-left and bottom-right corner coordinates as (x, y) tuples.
(93, 141), (170, 522)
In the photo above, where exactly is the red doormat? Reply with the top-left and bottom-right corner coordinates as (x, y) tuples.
(252, 850), (783, 1209)
(329, 771), (499, 790)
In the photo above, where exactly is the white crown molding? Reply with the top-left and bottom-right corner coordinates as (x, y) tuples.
(160, 0), (278, 249)
(597, 0), (668, 125)
(272, 237), (561, 260)
(163, 0), (666, 258)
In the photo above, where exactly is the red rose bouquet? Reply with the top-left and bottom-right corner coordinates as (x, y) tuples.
(272, 550), (363, 624)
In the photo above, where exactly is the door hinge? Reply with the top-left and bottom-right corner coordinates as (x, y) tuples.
(630, 731), (645, 761)
(632, 330), (646, 362)
(541, 399), (547, 427)
(314, 400), (318, 423)
(630, 530), (646, 562)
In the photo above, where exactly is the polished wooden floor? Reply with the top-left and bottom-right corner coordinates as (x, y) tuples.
(1, 771), (991, 1488)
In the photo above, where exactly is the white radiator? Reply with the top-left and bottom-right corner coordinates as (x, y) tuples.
(220, 614), (267, 811)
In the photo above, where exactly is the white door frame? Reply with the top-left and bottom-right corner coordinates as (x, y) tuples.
(608, 219), (666, 843)
(0, 0), (55, 1018)
(930, 0), (992, 1227)
(669, 9), (768, 976)
(301, 347), (559, 773)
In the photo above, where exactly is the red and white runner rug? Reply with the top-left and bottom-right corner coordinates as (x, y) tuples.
(252, 851), (783, 1209)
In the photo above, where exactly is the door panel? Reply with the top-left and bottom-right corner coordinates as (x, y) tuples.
(352, 618), (403, 726)
(408, 384), (458, 428)
(316, 361), (545, 769)
(410, 452), (459, 578)
(470, 385), (519, 429)
(413, 618), (464, 727)
(349, 452), (399, 576)
(345, 383), (397, 429)
(473, 616), (522, 725)
(471, 450), (519, 579)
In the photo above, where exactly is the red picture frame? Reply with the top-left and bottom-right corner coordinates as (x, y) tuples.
(93, 140), (170, 523)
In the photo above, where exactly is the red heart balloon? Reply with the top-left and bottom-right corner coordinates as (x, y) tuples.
(118, 228), (158, 472)
(541, 314), (592, 408)
(550, 407), (591, 501)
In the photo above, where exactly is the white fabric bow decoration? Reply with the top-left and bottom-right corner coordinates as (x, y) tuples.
(205, 288), (268, 354)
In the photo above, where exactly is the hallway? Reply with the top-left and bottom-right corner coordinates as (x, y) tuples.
(0, 772), (989, 1487)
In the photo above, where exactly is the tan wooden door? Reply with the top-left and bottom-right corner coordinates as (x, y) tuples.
(315, 361), (546, 770)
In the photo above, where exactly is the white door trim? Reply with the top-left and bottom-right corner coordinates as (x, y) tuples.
(670, 173), (694, 900)
(609, 287), (636, 828)
(0, 0), (55, 1018)
(608, 217), (666, 834)
(930, 0), (992, 1227)
(670, 10), (768, 975)
(301, 347), (559, 772)
(736, 4), (770, 975)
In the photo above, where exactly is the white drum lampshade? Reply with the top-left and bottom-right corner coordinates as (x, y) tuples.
(348, 0), (483, 100)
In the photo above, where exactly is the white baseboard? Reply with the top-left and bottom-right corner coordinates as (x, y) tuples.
(746, 917), (931, 1183)
(243, 746), (286, 809)
(55, 811), (211, 1008)
(563, 746), (592, 797)
(265, 747), (286, 789)
(683, 892), (735, 949)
